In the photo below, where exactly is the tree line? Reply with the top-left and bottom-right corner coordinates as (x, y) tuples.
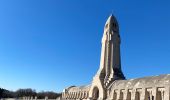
(0, 88), (61, 99)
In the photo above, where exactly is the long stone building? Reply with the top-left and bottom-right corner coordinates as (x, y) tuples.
(61, 15), (170, 100)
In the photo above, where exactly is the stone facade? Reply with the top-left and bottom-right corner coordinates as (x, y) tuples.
(61, 15), (170, 100)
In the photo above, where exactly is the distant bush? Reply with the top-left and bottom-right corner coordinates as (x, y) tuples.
(0, 88), (61, 99)
(0, 88), (15, 98)
(37, 91), (61, 99)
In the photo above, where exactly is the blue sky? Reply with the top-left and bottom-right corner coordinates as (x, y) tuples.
(0, 0), (170, 92)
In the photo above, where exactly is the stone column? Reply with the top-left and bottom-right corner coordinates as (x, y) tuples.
(161, 91), (165, 100)
(116, 90), (120, 100)
(122, 90), (127, 100)
(74, 92), (76, 99)
(139, 88), (145, 100)
(152, 87), (157, 100)
(164, 86), (169, 100)
(131, 89), (136, 100)
(122, 89), (126, 100)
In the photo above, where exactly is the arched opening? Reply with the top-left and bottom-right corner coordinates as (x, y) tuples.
(113, 92), (117, 100)
(135, 92), (140, 100)
(156, 91), (162, 100)
(145, 91), (150, 100)
(119, 91), (123, 100)
(127, 92), (131, 100)
(75, 92), (78, 99)
(92, 87), (99, 100)
(85, 92), (88, 99)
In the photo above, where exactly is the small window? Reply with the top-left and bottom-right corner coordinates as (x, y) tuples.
(105, 24), (108, 28)
(113, 23), (117, 28)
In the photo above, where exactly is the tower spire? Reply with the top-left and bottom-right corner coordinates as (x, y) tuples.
(98, 15), (125, 87)
(89, 14), (125, 99)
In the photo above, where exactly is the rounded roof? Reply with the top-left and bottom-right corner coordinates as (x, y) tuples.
(67, 84), (91, 92)
(110, 74), (170, 90)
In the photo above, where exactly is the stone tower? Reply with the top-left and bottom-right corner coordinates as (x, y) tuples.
(62, 14), (170, 100)
(89, 15), (125, 99)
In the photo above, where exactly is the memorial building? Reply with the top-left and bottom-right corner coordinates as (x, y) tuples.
(62, 15), (170, 100)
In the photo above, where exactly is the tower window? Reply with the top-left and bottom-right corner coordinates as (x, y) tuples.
(105, 24), (108, 29)
(113, 23), (117, 28)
